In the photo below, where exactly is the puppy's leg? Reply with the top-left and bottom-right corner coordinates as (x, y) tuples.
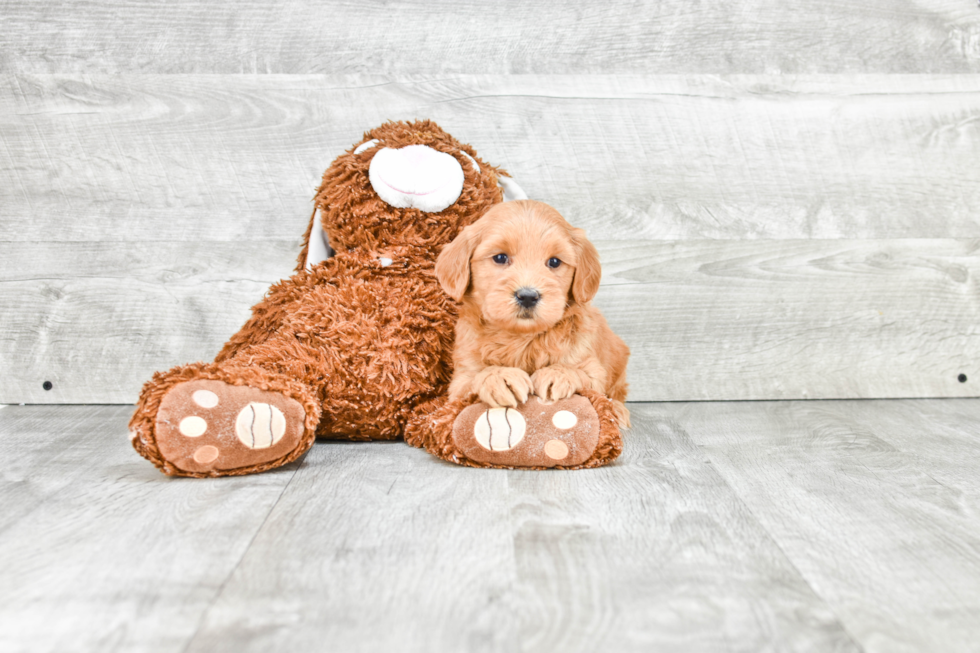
(611, 400), (631, 429)
(474, 366), (534, 408)
(534, 359), (629, 427)
(531, 364), (593, 403)
(448, 364), (480, 403)
(533, 364), (630, 427)
(606, 365), (630, 428)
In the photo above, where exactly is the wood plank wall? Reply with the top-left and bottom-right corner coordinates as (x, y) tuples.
(1, 2), (979, 403)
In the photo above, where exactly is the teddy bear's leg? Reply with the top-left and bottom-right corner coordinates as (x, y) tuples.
(130, 360), (321, 478)
(405, 390), (624, 470)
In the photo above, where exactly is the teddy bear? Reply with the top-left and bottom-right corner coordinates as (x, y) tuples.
(129, 120), (622, 477)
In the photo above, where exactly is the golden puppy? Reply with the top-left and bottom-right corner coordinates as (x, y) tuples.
(436, 199), (630, 427)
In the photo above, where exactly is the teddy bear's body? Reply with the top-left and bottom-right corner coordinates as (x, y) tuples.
(131, 121), (507, 476)
(213, 247), (458, 440)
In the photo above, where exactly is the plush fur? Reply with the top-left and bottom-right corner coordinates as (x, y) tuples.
(130, 362), (321, 477)
(403, 389), (624, 470)
(130, 120), (507, 476)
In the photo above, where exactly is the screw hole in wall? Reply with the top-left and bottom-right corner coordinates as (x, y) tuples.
(42, 381), (53, 391)
(958, 374), (968, 383)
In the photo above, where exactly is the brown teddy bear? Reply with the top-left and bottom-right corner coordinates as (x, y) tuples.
(130, 120), (622, 477)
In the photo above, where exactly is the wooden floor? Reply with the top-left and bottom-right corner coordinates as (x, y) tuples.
(1, 399), (979, 653)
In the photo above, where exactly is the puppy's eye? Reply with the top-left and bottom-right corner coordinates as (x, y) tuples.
(492, 253), (509, 265)
(547, 257), (562, 269)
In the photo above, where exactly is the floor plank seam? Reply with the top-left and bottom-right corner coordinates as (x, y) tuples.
(177, 456), (306, 653)
(693, 441), (870, 653)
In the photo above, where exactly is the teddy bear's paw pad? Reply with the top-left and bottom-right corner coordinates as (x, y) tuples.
(235, 403), (287, 449)
(452, 395), (599, 468)
(473, 408), (526, 451)
(155, 380), (306, 474)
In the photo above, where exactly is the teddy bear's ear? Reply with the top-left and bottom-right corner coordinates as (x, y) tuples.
(436, 223), (481, 301)
(295, 204), (333, 273)
(303, 211), (332, 270)
(497, 175), (527, 202)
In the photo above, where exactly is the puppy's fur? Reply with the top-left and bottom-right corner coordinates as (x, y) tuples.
(436, 200), (630, 427)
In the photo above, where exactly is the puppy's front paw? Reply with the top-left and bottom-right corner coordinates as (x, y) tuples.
(531, 365), (585, 403)
(475, 366), (533, 408)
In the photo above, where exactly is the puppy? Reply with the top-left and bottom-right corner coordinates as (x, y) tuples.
(436, 199), (630, 428)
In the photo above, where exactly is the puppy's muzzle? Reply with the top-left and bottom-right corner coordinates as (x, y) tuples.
(515, 287), (541, 312)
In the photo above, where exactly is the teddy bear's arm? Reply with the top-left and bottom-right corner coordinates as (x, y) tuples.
(215, 262), (336, 363)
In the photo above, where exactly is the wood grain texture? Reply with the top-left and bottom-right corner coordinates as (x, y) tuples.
(3, 74), (980, 242)
(4, 74), (979, 402)
(0, 405), (300, 653)
(184, 440), (521, 653)
(182, 409), (859, 653)
(596, 238), (980, 401)
(854, 399), (980, 498)
(0, 241), (297, 404)
(504, 410), (859, 653)
(652, 399), (980, 653)
(3, 238), (977, 403)
(4, 399), (980, 652)
(1, 0), (978, 74)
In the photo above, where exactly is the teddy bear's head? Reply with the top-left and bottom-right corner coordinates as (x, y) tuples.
(301, 120), (518, 268)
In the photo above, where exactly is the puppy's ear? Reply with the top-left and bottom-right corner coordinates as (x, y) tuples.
(570, 228), (601, 304)
(436, 223), (481, 301)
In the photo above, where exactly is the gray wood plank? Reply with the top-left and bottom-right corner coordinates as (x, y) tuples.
(5, 238), (976, 403)
(505, 410), (860, 652)
(652, 399), (980, 653)
(4, 75), (980, 402)
(1, 0), (977, 74)
(847, 399), (980, 496)
(184, 408), (859, 653)
(183, 440), (522, 653)
(596, 238), (980, 401)
(3, 74), (980, 242)
(5, 400), (978, 652)
(0, 405), (300, 653)
(0, 241), (296, 404)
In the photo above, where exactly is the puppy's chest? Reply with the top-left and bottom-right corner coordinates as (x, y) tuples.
(481, 337), (556, 373)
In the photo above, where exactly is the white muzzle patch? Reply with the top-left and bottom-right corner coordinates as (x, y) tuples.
(368, 145), (465, 213)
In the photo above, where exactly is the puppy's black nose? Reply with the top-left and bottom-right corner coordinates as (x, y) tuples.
(515, 287), (541, 309)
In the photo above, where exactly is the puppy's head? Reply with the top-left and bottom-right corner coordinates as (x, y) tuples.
(436, 200), (601, 333)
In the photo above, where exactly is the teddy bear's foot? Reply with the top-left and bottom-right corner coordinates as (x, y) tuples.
(451, 394), (612, 468)
(152, 379), (309, 475)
